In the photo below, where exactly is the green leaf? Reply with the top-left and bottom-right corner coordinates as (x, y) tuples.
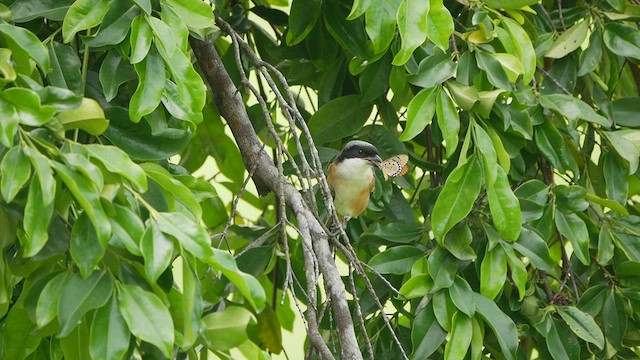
(36, 86), (83, 111)
(358, 56), (391, 101)
(578, 29), (603, 76)
(369, 245), (423, 275)
(541, 317), (580, 360)
(58, 271), (114, 337)
(89, 296), (130, 360)
(103, 107), (192, 161)
(603, 130), (640, 174)
(436, 89), (460, 157)
(51, 161), (112, 245)
(604, 22), (640, 60)
(546, 19), (589, 59)
(57, 97), (109, 135)
(444, 312), (473, 360)
(431, 155), (483, 242)
(360, 221), (425, 243)
(487, 167), (522, 241)
(603, 152), (628, 205)
(286, 0), (321, 45)
(399, 274), (433, 299)
(141, 222), (174, 283)
(539, 93), (610, 128)
(399, 87), (437, 141)
(23, 174), (54, 257)
(201, 306), (255, 351)
(70, 213), (106, 279)
(2, 307), (40, 360)
(535, 119), (577, 173)
(99, 50), (136, 102)
(1, 146), (31, 203)
(256, 306), (283, 354)
(556, 306), (604, 349)
(408, 53), (456, 88)
(84, 144), (147, 192)
(482, 0), (537, 10)
(207, 249), (266, 312)
(449, 276), (475, 317)
(392, 0), (429, 66)
(474, 293), (519, 360)
(308, 95), (373, 145)
(475, 50), (511, 90)
(365, 0), (402, 53)
(411, 304), (447, 359)
(0, 95), (18, 147)
(554, 211), (590, 265)
(130, 15), (153, 64)
(83, 1), (138, 47)
(503, 243), (527, 300)
(474, 122), (497, 183)
(0, 23), (49, 73)
(155, 211), (212, 258)
(443, 223), (476, 260)
(480, 244), (507, 300)
(323, 1), (370, 58)
(62, 0), (110, 43)
(611, 97), (640, 127)
(117, 283), (174, 357)
(130, 46), (166, 123)
(597, 224), (615, 264)
(48, 42), (83, 95)
(61, 321), (91, 360)
(347, 0), (371, 20)
(428, 246), (457, 289)
(514, 227), (555, 270)
(602, 290), (626, 350)
(143, 163), (202, 218)
(501, 17), (536, 83)
(0, 88), (56, 126)
(110, 204), (145, 256)
(426, 0), (454, 51)
(36, 272), (68, 328)
(10, 0), (75, 22)
(160, 0), (214, 31)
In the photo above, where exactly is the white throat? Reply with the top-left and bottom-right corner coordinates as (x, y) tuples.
(335, 158), (374, 181)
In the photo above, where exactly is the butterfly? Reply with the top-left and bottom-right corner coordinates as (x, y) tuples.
(379, 154), (409, 181)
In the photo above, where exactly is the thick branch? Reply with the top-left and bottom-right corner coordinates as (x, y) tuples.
(190, 37), (362, 360)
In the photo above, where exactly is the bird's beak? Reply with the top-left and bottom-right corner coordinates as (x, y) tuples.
(368, 155), (382, 165)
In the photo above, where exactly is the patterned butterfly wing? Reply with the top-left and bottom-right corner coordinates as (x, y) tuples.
(380, 155), (409, 180)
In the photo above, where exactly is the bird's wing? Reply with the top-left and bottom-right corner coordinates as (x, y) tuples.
(368, 172), (376, 194)
(327, 162), (336, 189)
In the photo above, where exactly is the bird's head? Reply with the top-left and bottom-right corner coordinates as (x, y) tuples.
(335, 140), (382, 166)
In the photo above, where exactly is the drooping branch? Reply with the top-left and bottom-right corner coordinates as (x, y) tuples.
(189, 36), (363, 360)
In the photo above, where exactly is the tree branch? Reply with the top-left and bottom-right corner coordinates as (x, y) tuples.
(189, 36), (363, 360)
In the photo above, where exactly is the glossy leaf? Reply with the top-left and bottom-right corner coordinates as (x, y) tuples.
(89, 297), (130, 360)
(308, 95), (373, 145)
(431, 155), (483, 242)
(117, 283), (174, 357)
(129, 15), (153, 64)
(141, 222), (174, 283)
(365, 0), (401, 53)
(604, 22), (640, 60)
(201, 306), (255, 351)
(62, 0), (110, 43)
(428, 246), (457, 289)
(84, 144), (147, 192)
(426, 0), (454, 51)
(393, 0), (429, 65)
(554, 211), (590, 265)
(480, 244), (507, 300)
(160, 0), (214, 31)
(0, 146), (31, 203)
(36, 272), (68, 328)
(0, 23), (49, 72)
(444, 312), (473, 360)
(449, 276), (475, 317)
(10, 0), (75, 22)
(51, 161), (111, 245)
(130, 47), (165, 123)
(0, 88), (56, 126)
(143, 163), (201, 218)
(285, 0), (321, 45)
(99, 50), (136, 101)
(411, 304), (447, 359)
(70, 213), (106, 279)
(603, 290), (626, 350)
(487, 167), (522, 241)
(436, 89), (460, 157)
(501, 17), (536, 83)
(83, 1), (138, 47)
(369, 245), (423, 275)
(57, 98), (109, 135)
(546, 20), (589, 59)
(23, 174), (54, 257)
(474, 293), (519, 360)
(556, 306), (604, 349)
(48, 42), (83, 95)
(58, 271), (114, 337)
(399, 87), (437, 141)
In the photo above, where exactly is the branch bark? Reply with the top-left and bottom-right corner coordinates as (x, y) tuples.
(189, 36), (363, 360)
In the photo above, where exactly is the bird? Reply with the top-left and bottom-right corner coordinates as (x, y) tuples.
(327, 140), (382, 221)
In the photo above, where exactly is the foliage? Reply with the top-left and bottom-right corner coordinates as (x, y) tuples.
(1, 0), (640, 359)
